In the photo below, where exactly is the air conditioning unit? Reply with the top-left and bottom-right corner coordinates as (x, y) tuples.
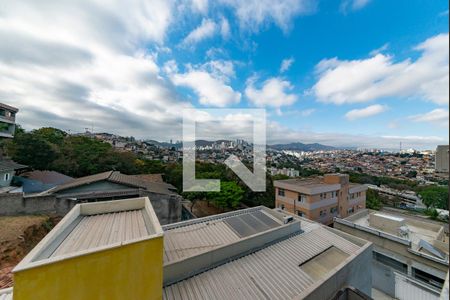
(283, 216), (294, 224)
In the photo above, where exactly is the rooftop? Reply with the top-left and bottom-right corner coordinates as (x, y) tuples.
(274, 177), (341, 194)
(45, 170), (176, 196)
(0, 160), (27, 173)
(162, 207), (372, 299)
(0, 103), (18, 113)
(13, 197), (162, 272)
(337, 209), (449, 262)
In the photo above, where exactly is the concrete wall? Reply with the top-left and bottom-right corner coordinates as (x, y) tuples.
(0, 193), (56, 215)
(142, 191), (182, 225)
(0, 192), (182, 225)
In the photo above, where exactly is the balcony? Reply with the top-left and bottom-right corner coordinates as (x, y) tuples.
(0, 122), (15, 138)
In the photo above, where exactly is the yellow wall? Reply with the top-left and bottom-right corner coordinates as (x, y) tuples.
(13, 236), (163, 300)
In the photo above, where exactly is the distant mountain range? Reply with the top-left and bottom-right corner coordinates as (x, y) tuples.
(269, 142), (336, 151)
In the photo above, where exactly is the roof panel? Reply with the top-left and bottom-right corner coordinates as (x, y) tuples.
(163, 227), (361, 300)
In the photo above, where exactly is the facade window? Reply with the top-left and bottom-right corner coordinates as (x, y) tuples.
(296, 210), (304, 217)
(323, 192), (327, 199)
(4, 173), (10, 181)
(319, 210), (327, 217)
(279, 204), (285, 210)
(413, 268), (445, 289)
(330, 207), (338, 214)
(373, 252), (407, 274)
(297, 194), (306, 203)
(347, 207), (354, 214)
(278, 188), (285, 197)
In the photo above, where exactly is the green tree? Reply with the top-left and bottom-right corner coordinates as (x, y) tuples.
(209, 181), (244, 210)
(33, 127), (67, 145)
(418, 186), (448, 210)
(366, 189), (382, 210)
(8, 132), (59, 170)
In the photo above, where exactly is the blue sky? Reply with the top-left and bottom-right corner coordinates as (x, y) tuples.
(1, 0), (449, 149)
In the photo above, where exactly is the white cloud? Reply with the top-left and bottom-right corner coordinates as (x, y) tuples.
(369, 43), (389, 56)
(0, 0), (201, 140)
(409, 108), (449, 128)
(340, 0), (371, 13)
(182, 18), (217, 46)
(245, 77), (298, 108)
(345, 104), (387, 121)
(171, 63), (241, 107)
(280, 57), (295, 73)
(220, 17), (231, 39)
(219, 0), (316, 33)
(313, 33), (449, 106)
(191, 0), (208, 14)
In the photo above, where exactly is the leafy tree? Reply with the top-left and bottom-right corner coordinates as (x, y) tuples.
(366, 189), (382, 210)
(33, 127), (67, 145)
(8, 132), (58, 170)
(418, 186), (448, 210)
(272, 174), (290, 180)
(209, 181), (244, 210)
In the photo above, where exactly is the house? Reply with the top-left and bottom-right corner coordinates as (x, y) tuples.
(0, 103), (18, 139)
(274, 173), (367, 225)
(0, 160), (27, 190)
(41, 170), (182, 224)
(16, 170), (74, 193)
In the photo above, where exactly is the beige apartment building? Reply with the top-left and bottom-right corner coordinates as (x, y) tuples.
(274, 173), (367, 225)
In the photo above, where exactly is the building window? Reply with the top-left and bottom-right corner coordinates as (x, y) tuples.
(279, 204), (285, 210)
(278, 188), (285, 197)
(298, 194), (306, 203)
(373, 252), (407, 274)
(412, 268), (445, 289)
(330, 207), (338, 214)
(296, 210), (304, 217)
(4, 173), (10, 181)
(347, 207), (354, 214)
(319, 210), (327, 217)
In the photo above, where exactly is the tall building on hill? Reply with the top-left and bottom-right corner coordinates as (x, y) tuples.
(274, 173), (367, 225)
(0, 103), (18, 139)
(435, 145), (449, 173)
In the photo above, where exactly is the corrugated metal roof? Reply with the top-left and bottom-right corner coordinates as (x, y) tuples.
(163, 227), (361, 300)
(51, 209), (148, 258)
(163, 209), (284, 264)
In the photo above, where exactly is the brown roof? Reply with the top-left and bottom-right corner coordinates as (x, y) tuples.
(50, 171), (176, 195)
(134, 174), (164, 183)
(21, 170), (73, 185)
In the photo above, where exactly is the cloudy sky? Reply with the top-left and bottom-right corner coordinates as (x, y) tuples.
(1, 0), (449, 149)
